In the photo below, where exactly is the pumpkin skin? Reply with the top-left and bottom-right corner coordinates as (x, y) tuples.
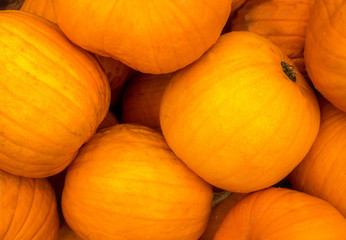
(20, 0), (56, 22)
(0, 11), (110, 178)
(304, 0), (346, 112)
(0, 169), (59, 240)
(160, 31), (320, 193)
(62, 124), (213, 240)
(122, 73), (172, 130)
(0, 0), (23, 10)
(231, 0), (315, 75)
(52, 0), (232, 74)
(290, 97), (346, 217)
(214, 187), (346, 240)
(199, 193), (247, 240)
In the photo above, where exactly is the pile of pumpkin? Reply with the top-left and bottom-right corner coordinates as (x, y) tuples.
(1, 0), (346, 239)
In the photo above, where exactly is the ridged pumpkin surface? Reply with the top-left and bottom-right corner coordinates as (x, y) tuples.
(62, 124), (213, 240)
(214, 187), (346, 240)
(160, 31), (320, 192)
(52, 0), (232, 74)
(290, 97), (346, 217)
(0, 11), (110, 178)
(304, 0), (346, 112)
(122, 73), (172, 130)
(0, 169), (59, 240)
(231, 0), (315, 75)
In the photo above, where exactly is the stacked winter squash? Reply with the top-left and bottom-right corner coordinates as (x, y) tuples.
(0, 0), (345, 240)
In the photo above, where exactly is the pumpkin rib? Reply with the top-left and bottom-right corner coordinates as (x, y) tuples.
(8, 179), (36, 240)
(166, 0), (208, 50)
(0, 110), (78, 155)
(2, 12), (109, 106)
(1, 178), (22, 239)
(0, 23), (105, 114)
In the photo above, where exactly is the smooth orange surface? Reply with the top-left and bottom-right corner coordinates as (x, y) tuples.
(290, 97), (346, 217)
(0, 169), (59, 240)
(304, 0), (346, 112)
(52, 0), (232, 74)
(62, 124), (213, 240)
(58, 224), (83, 240)
(122, 73), (172, 130)
(160, 31), (320, 192)
(214, 187), (346, 240)
(0, 11), (110, 177)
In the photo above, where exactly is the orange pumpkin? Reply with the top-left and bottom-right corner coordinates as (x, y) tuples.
(52, 0), (232, 74)
(20, 0), (56, 22)
(0, 169), (59, 239)
(160, 31), (320, 193)
(231, 0), (315, 75)
(304, 0), (346, 112)
(97, 110), (119, 130)
(122, 73), (172, 130)
(290, 97), (346, 217)
(200, 192), (247, 240)
(0, 11), (110, 178)
(214, 187), (346, 239)
(62, 124), (213, 240)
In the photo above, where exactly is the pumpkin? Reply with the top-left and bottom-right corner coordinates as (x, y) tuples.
(290, 97), (346, 217)
(122, 73), (172, 130)
(97, 110), (119, 130)
(222, 0), (247, 33)
(200, 192), (247, 240)
(160, 31), (320, 193)
(214, 187), (346, 239)
(304, 0), (346, 112)
(0, 169), (59, 239)
(58, 224), (83, 240)
(231, 0), (315, 75)
(62, 124), (213, 240)
(0, 10), (110, 178)
(52, 0), (232, 74)
(20, 0), (56, 22)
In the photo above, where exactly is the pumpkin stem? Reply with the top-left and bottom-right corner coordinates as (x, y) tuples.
(212, 191), (232, 207)
(281, 62), (297, 82)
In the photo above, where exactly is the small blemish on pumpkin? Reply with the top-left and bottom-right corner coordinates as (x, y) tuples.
(281, 62), (297, 82)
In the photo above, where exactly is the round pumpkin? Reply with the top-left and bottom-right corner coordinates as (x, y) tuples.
(0, 10), (110, 178)
(304, 0), (346, 112)
(214, 187), (346, 239)
(160, 31), (320, 193)
(0, 169), (59, 239)
(62, 124), (213, 240)
(52, 0), (232, 74)
(290, 97), (346, 217)
(122, 73), (172, 130)
(231, 0), (315, 75)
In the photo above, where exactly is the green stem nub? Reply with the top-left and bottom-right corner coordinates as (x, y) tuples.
(281, 62), (297, 82)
